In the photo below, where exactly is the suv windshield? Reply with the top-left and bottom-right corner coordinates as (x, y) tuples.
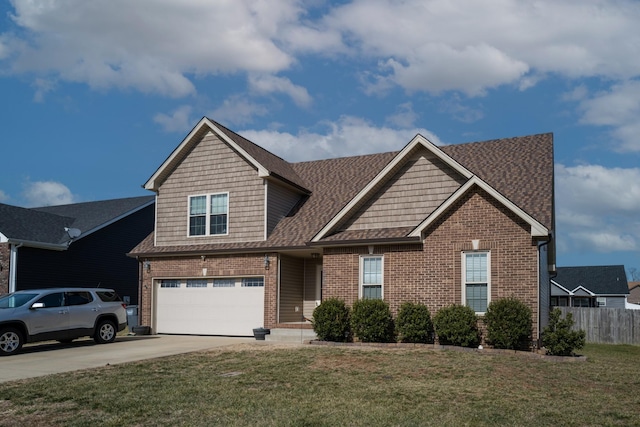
(0, 293), (38, 308)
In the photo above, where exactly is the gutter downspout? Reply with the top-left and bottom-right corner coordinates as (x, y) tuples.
(9, 243), (23, 293)
(537, 233), (556, 347)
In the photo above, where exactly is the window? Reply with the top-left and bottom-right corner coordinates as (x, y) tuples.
(210, 194), (228, 235)
(213, 278), (236, 288)
(463, 252), (490, 313)
(186, 279), (207, 288)
(360, 256), (383, 299)
(572, 297), (591, 307)
(160, 280), (181, 288)
(596, 297), (606, 307)
(241, 277), (264, 287)
(65, 291), (93, 306)
(36, 292), (64, 308)
(189, 193), (228, 237)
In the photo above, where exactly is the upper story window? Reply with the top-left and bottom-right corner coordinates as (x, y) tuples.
(360, 255), (383, 299)
(189, 193), (228, 237)
(462, 251), (490, 314)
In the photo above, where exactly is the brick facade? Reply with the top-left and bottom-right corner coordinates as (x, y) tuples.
(322, 187), (541, 340)
(0, 243), (9, 295)
(139, 253), (278, 330)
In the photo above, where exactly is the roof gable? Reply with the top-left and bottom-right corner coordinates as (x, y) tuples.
(144, 117), (309, 193)
(312, 134), (550, 242)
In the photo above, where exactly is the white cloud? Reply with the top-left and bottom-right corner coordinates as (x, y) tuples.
(438, 95), (484, 124)
(0, 189), (8, 202)
(248, 74), (312, 107)
(3, 0), (300, 97)
(210, 95), (269, 126)
(576, 80), (640, 152)
(556, 164), (640, 254)
(154, 105), (194, 133)
(239, 115), (441, 162)
(22, 181), (76, 207)
(385, 102), (418, 128)
(3, 0), (640, 101)
(324, 0), (640, 94)
(31, 77), (56, 102)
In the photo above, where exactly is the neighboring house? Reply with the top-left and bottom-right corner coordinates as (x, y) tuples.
(0, 196), (155, 305)
(551, 265), (630, 308)
(129, 117), (555, 341)
(627, 281), (640, 305)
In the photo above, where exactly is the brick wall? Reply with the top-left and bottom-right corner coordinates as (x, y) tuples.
(139, 253), (277, 330)
(323, 187), (541, 340)
(0, 243), (9, 295)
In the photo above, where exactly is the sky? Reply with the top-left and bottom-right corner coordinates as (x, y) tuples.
(0, 0), (639, 277)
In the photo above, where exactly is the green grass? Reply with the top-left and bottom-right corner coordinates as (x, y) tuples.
(1, 343), (639, 426)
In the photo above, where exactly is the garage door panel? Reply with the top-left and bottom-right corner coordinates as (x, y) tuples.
(156, 284), (264, 336)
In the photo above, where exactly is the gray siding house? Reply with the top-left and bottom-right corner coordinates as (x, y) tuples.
(551, 265), (630, 308)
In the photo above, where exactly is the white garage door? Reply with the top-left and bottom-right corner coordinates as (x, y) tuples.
(155, 278), (264, 336)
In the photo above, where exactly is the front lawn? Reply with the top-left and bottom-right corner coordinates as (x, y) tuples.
(0, 343), (639, 426)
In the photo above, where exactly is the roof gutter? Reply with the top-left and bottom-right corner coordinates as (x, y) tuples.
(307, 236), (421, 248)
(7, 238), (69, 251)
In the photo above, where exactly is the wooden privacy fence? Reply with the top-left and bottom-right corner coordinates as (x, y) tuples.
(558, 307), (640, 345)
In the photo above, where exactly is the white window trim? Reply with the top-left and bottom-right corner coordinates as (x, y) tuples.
(461, 251), (491, 315)
(187, 192), (229, 237)
(359, 255), (384, 299)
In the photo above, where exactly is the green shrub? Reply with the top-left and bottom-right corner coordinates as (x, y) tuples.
(541, 308), (586, 356)
(351, 298), (396, 343)
(484, 297), (532, 350)
(396, 302), (434, 343)
(433, 304), (480, 347)
(312, 298), (352, 342)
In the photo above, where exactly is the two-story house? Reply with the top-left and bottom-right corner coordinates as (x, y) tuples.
(129, 117), (555, 341)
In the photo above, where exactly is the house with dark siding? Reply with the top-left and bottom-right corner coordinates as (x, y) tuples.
(0, 196), (154, 305)
(129, 117), (556, 342)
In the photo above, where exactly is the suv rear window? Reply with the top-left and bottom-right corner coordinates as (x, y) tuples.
(96, 291), (122, 303)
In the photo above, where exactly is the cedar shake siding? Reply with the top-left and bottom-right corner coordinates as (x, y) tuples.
(342, 148), (466, 231)
(266, 182), (303, 238)
(155, 131), (265, 246)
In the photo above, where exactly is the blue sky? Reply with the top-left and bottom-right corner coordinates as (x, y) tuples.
(1, 1), (639, 276)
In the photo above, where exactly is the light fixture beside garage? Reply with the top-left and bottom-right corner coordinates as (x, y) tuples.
(144, 260), (151, 272)
(264, 254), (270, 270)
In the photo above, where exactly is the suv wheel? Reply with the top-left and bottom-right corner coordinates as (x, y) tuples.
(0, 327), (23, 356)
(94, 320), (117, 344)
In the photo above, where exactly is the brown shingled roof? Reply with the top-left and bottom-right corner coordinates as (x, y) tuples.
(130, 132), (553, 257)
(210, 119), (310, 193)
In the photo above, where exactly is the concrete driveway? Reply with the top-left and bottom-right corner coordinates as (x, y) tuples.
(0, 335), (255, 383)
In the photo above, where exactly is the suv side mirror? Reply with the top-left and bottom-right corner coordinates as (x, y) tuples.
(30, 302), (45, 309)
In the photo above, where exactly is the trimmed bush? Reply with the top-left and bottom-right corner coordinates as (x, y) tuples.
(542, 308), (586, 356)
(433, 304), (480, 347)
(484, 297), (532, 350)
(396, 302), (434, 343)
(351, 298), (396, 343)
(312, 298), (352, 342)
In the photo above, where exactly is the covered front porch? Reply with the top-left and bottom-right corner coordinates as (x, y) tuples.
(269, 252), (322, 340)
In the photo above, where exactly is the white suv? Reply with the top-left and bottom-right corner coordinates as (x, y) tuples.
(0, 288), (127, 356)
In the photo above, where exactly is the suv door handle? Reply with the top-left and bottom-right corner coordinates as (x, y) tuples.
(58, 310), (68, 314)
(92, 308), (99, 312)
